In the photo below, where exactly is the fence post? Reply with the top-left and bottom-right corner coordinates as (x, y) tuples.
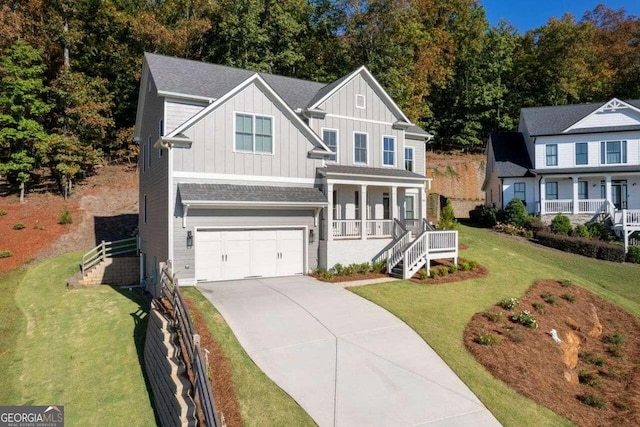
(101, 241), (106, 261)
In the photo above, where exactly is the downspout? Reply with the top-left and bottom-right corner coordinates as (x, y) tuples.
(500, 178), (504, 211)
(538, 175), (543, 215)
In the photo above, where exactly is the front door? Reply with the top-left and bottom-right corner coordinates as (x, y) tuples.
(612, 181), (628, 210)
(382, 194), (390, 220)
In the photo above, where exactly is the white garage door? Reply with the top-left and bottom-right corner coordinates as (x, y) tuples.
(195, 229), (304, 282)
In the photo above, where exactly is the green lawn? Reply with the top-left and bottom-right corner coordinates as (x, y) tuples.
(0, 253), (156, 426)
(350, 225), (640, 427)
(182, 288), (316, 427)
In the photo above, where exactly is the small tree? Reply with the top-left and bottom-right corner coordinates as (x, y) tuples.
(504, 198), (529, 227)
(439, 199), (458, 229)
(551, 214), (572, 235)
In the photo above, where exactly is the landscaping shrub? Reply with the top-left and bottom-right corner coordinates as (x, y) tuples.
(535, 231), (625, 262)
(550, 214), (572, 235)
(511, 310), (538, 329)
(541, 293), (557, 305)
(371, 259), (387, 273)
(579, 352), (606, 367)
(577, 394), (606, 409)
(626, 245), (640, 264)
(321, 270), (334, 280)
(0, 250), (13, 258)
(602, 334), (624, 345)
(532, 302), (545, 313)
(332, 263), (345, 275)
(418, 269), (428, 280)
(498, 297), (520, 310)
(504, 198), (529, 227)
(572, 224), (590, 238)
(356, 262), (370, 274)
(586, 221), (614, 241)
(435, 266), (448, 277)
(561, 293), (576, 303)
(343, 264), (356, 275)
(459, 260), (470, 271)
(468, 260), (477, 270)
(607, 346), (623, 357)
(58, 207), (73, 225)
(0, 209), (6, 216)
(578, 371), (600, 387)
(482, 311), (504, 322)
(474, 331), (499, 346)
(438, 199), (458, 230)
(12, 223), (25, 230)
(469, 205), (498, 227)
(448, 264), (458, 274)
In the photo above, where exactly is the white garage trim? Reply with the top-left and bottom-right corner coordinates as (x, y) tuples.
(194, 225), (308, 282)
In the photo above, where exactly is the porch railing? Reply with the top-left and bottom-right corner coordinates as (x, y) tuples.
(544, 199), (573, 214)
(332, 220), (361, 239)
(428, 230), (458, 253)
(366, 220), (393, 237)
(624, 210), (640, 228)
(578, 199), (606, 213)
(81, 237), (138, 274)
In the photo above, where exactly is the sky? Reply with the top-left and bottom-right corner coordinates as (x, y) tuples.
(480, 0), (640, 33)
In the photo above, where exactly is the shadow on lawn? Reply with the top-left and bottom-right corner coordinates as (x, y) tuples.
(110, 286), (161, 426)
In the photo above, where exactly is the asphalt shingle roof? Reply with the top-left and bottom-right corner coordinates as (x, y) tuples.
(521, 100), (640, 136)
(489, 132), (535, 178)
(178, 183), (327, 204)
(319, 164), (427, 179)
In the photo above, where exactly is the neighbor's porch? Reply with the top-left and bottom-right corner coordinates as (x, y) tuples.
(540, 174), (640, 215)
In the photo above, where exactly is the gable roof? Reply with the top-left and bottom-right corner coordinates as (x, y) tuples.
(145, 52), (326, 110)
(521, 99), (640, 136)
(488, 132), (534, 178)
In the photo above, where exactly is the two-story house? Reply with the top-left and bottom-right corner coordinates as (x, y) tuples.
(483, 98), (640, 250)
(135, 53), (457, 288)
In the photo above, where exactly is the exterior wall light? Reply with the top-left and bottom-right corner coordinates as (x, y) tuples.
(309, 229), (315, 244)
(187, 231), (193, 248)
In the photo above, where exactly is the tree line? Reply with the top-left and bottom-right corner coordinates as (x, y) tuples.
(1, 1), (639, 200)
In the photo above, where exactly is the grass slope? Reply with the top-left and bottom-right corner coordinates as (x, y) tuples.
(182, 288), (316, 427)
(350, 225), (640, 427)
(2, 253), (155, 426)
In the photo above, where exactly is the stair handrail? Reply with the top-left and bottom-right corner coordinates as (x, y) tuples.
(82, 236), (138, 274)
(393, 218), (407, 238)
(402, 231), (428, 279)
(386, 230), (412, 273)
(422, 218), (435, 232)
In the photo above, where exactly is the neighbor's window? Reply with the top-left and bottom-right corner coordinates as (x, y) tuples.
(600, 140), (627, 164)
(546, 181), (558, 200)
(575, 142), (587, 165)
(323, 129), (338, 162)
(383, 136), (395, 166)
(404, 147), (414, 171)
(546, 144), (558, 166)
(514, 182), (526, 202)
(235, 113), (273, 153)
(354, 132), (367, 164)
(578, 181), (588, 200)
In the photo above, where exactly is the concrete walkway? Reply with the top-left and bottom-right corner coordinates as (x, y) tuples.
(197, 276), (500, 427)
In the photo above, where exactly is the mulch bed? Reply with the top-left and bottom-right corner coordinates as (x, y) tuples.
(183, 297), (243, 427)
(410, 259), (488, 285)
(312, 271), (389, 283)
(465, 279), (640, 426)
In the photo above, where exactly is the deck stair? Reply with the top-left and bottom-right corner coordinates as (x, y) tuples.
(68, 237), (139, 287)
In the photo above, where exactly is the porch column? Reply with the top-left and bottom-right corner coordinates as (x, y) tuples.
(420, 185), (427, 221)
(391, 186), (398, 220)
(540, 177), (546, 215)
(572, 176), (579, 214)
(605, 175), (612, 207)
(360, 184), (367, 240)
(327, 182), (333, 241)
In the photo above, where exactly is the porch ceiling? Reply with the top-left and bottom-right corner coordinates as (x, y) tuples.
(319, 165), (428, 183)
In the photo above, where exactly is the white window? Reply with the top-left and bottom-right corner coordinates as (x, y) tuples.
(546, 182), (558, 200)
(356, 94), (366, 109)
(354, 132), (367, 164)
(404, 147), (414, 171)
(323, 129), (338, 162)
(546, 144), (557, 166)
(405, 196), (415, 220)
(514, 182), (526, 202)
(383, 136), (395, 166)
(600, 140), (627, 164)
(235, 113), (273, 154)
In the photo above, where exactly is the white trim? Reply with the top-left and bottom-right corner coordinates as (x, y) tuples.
(168, 146), (174, 261)
(321, 127), (339, 163)
(324, 113), (393, 126)
(326, 177), (426, 188)
(134, 62), (149, 140)
(564, 98), (640, 133)
(194, 225), (309, 278)
(183, 200), (327, 208)
(168, 73), (332, 153)
(353, 131), (369, 165)
(355, 94), (366, 109)
(157, 90), (215, 103)
(404, 146), (415, 172)
(233, 111), (276, 155)
(173, 171), (317, 184)
(381, 135), (396, 167)
(309, 66), (411, 124)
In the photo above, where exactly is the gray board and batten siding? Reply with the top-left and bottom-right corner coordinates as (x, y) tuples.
(138, 70), (169, 282)
(174, 83), (325, 179)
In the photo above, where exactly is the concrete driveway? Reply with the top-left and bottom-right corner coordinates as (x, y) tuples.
(197, 276), (500, 427)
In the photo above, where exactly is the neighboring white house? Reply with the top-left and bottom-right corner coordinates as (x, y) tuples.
(483, 98), (640, 250)
(135, 53), (457, 289)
